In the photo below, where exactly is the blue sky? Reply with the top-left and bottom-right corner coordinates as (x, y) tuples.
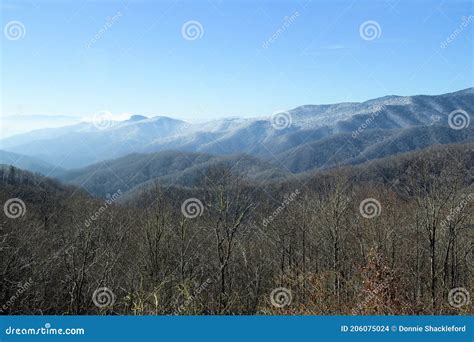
(1, 0), (473, 122)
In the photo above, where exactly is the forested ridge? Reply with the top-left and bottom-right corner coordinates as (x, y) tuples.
(0, 143), (472, 315)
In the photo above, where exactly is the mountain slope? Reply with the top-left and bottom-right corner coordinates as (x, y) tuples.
(0, 150), (64, 176)
(1, 88), (472, 170)
(1, 116), (188, 168)
(120, 142), (474, 206)
(58, 151), (289, 197)
(278, 125), (474, 173)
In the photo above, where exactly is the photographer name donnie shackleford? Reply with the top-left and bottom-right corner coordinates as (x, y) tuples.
(398, 325), (466, 333)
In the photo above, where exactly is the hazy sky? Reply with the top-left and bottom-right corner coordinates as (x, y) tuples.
(1, 0), (473, 122)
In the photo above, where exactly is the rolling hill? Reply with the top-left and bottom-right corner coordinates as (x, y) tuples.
(57, 150), (289, 197)
(0, 150), (64, 176)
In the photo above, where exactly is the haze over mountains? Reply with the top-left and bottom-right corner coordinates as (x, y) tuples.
(0, 114), (82, 138)
(0, 88), (472, 195)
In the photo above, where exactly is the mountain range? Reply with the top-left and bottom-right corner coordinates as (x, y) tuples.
(0, 88), (472, 196)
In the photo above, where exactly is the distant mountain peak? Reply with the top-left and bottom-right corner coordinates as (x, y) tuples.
(128, 115), (148, 121)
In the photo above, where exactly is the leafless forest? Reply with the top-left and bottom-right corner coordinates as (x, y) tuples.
(0, 145), (472, 315)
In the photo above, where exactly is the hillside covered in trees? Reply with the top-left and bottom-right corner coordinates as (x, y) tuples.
(0, 143), (472, 315)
